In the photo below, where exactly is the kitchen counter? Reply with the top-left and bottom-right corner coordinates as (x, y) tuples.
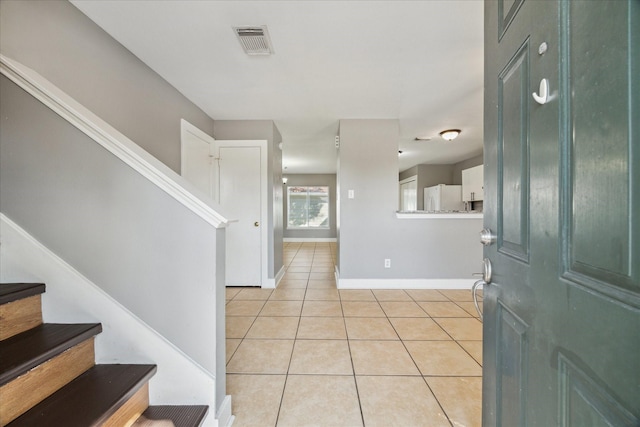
(396, 210), (483, 219)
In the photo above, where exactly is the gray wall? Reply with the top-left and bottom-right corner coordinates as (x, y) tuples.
(214, 120), (284, 279)
(452, 154), (484, 185)
(1, 1), (227, 412)
(0, 0), (214, 173)
(338, 119), (482, 280)
(283, 174), (337, 239)
(1, 75), (220, 377)
(338, 119), (401, 278)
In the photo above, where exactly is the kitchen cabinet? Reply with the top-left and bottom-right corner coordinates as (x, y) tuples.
(462, 165), (484, 202)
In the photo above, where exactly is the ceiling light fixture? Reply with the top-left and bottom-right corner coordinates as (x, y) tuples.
(439, 129), (461, 141)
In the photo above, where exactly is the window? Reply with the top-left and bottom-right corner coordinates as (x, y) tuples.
(287, 186), (330, 229)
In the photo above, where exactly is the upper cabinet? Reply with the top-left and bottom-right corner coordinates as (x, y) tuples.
(462, 165), (484, 201)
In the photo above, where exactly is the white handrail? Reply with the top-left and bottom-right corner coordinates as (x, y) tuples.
(0, 54), (228, 229)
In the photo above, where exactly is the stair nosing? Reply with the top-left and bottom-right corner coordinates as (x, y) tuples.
(0, 283), (46, 305)
(91, 364), (158, 426)
(0, 323), (103, 386)
(8, 364), (157, 427)
(141, 405), (209, 427)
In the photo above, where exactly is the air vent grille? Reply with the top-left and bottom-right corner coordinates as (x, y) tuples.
(233, 26), (274, 55)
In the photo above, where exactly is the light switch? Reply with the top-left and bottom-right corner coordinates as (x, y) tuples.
(348, 190), (355, 199)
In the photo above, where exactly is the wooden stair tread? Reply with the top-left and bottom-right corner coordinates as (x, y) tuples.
(0, 283), (45, 305)
(0, 323), (102, 386)
(138, 405), (209, 427)
(8, 364), (157, 426)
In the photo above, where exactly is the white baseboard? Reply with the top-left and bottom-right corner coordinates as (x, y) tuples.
(274, 265), (286, 287)
(337, 277), (475, 289)
(263, 265), (285, 289)
(215, 395), (234, 427)
(283, 237), (337, 242)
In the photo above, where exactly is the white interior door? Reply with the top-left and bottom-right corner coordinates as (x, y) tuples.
(180, 122), (266, 287)
(214, 142), (266, 287)
(180, 120), (214, 196)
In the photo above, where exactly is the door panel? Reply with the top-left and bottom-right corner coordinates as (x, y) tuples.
(484, 0), (640, 425)
(496, 301), (528, 427)
(498, 39), (530, 262)
(560, 0), (639, 301)
(217, 145), (262, 287)
(559, 354), (638, 427)
(181, 128), (214, 196)
(498, 0), (525, 40)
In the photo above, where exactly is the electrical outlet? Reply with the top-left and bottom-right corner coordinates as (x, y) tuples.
(384, 259), (391, 268)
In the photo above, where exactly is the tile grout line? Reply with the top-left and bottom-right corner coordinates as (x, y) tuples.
(276, 242), (320, 427)
(229, 242), (480, 426)
(273, 244), (302, 427)
(380, 290), (454, 425)
(339, 282), (367, 427)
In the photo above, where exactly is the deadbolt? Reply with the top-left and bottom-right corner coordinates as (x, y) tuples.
(480, 228), (497, 246)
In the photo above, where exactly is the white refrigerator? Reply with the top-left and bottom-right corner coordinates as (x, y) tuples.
(423, 184), (464, 211)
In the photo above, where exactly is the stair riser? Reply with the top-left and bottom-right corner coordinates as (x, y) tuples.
(0, 338), (95, 425)
(0, 295), (42, 340)
(102, 382), (150, 427)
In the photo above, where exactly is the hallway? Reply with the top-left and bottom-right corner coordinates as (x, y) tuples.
(226, 242), (482, 426)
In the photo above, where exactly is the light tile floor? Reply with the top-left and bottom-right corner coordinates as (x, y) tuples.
(226, 242), (482, 427)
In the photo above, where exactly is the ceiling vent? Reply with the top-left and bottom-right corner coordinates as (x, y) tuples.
(233, 26), (274, 55)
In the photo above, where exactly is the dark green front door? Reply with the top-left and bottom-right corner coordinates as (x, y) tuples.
(483, 0), (639, 425)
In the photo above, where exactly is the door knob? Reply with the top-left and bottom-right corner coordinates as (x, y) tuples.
(254, 221), (259, 227)
(480, 228), (497, 246)
(472, 259), (492, 283)
(471, 279), (485, 320)
(471, 258), (492, 321)
(472, 280), (484, 321)
(482, 258), (492, 283)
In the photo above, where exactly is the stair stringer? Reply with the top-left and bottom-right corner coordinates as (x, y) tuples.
(0, 214), (226, 427)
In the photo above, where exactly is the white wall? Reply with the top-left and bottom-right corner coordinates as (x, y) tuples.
(337, 119), (483, 287)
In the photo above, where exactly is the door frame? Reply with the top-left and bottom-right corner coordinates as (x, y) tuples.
(213, 139), (269, 288)
(399, 175), (418, 211)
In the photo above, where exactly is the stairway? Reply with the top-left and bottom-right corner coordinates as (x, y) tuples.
(0, 283), (209, 427)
